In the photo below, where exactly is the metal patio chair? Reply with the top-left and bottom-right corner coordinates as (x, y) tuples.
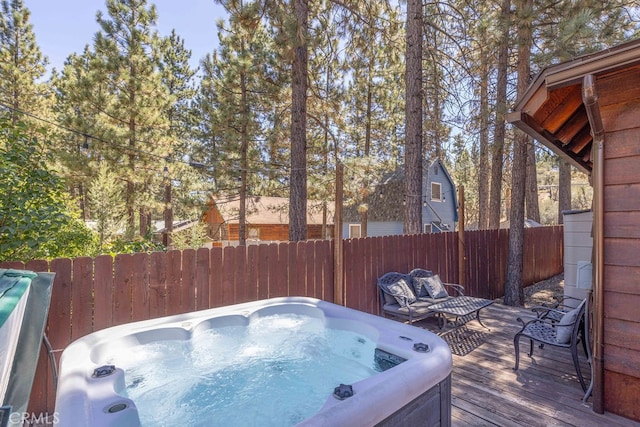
(513, 298), (588, 391)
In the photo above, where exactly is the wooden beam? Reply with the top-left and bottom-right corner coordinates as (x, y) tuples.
(537, 85), (583, 134)
(555, 106), (589, 145)
(507, 111), (592, 174)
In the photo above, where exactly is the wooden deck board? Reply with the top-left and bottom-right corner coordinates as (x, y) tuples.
(411, 303), (640, 427)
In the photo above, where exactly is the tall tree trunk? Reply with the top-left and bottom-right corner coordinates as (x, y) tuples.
(125, 118), (136, 238)
(139, 207), (150, 237)
(478, 46), (490, 230)
(404, 0), (423, 234)
(322, 67), (330, 239)
(489, 0), (510, 230)
(504, 0), (532, 307)
(525, 141), (540, 222)
(289, 0), (308, 241)
(239, 58), (248, 246)
(361, 76), (373, 238)
(128, 62), (136, 236)
(163, 175), (173, 248)
(558, 159), (572, 224)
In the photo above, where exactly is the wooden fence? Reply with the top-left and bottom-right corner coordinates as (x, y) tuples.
(0, 226), (563, 415)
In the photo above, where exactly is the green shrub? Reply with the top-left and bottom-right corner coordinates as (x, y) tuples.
(0, 117), (98, 261)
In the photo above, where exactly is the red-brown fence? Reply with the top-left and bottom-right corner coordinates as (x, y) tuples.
(1, 226), (563, 415)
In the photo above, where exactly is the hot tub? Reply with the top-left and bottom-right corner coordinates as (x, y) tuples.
(1, 269), (54, 426)
(55, 297), (452, 426)
(0, 270), (33, 401)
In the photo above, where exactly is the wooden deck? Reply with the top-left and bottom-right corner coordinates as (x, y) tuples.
(411, 303), (640, 427)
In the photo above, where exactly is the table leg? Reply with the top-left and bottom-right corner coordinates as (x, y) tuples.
(475, 309), (490, 330)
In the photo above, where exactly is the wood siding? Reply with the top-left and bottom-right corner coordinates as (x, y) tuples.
(0, 227), (563, 416)
(600, 66), (640, 422)
(423, 160), (457, 228)
(342, 221), (404, 238)
(204, 204), (331, 242)
(223, 224), (330, 241)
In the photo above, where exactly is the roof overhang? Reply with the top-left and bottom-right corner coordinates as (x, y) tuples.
(507, 38), (640, 175)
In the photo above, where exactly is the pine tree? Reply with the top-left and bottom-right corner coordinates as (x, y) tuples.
(89, 0), (171, 237)
(404, 0), (423, 234)
(475, 11), (491, 230)
(489, 0), (511, 230)
(159, 30), (196, 146)
(0, 0), (48, 123)
(305, 3), (344, 237)
(504, 0), (532, 307)
(158, 29), (198, 246)
(289, 0), (309, 241)
(197, 0), (280, 245)
(88, 163), (126, 251)
(422, 1), (454, 161)
(52, 47), (102, 220)
(341, 2), (404, 237)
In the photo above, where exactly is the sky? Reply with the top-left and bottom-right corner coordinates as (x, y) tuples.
(26, 0), (227, 75)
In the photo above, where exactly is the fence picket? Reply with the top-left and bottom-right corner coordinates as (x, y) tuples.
(195, 248), (210, 310)
(46, 258), (71, 411)
(209, 247), (223, 308)
(181, 249), (196, 313)
(131, 253), (149, 322)
(93, 255), (113, 330)
(221, 246), (236, 306)
(257, 244), (270, 300)
(234, 246), (249, 304)
(71, 257), (94, 340)
(294, 242), (307, 297)
(288, 241), (300, 297)
(165, 250), (182, 316)
(113, 254), (133, 326)
(149, 252), (167, 317)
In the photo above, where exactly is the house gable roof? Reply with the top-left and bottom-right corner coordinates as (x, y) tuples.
(343, 168), (404, 223)
(343, 159), (457, 223)
(211, 196), (334, 226)
(507, 38), (640, 174)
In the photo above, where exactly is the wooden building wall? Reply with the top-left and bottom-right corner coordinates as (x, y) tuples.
(599, 65), (640, 422)
(203, 202), (332, 243)
(220, 224), (332, 242)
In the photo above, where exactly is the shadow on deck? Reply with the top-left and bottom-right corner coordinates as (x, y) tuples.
(410, 303), (640, 427)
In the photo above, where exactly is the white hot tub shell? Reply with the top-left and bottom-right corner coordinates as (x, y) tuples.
(55, 297), (453, 426)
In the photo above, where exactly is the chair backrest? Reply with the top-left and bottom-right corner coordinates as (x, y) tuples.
(408, 268), (434, 279)
(378, 272), (410, 286)
(568, 298), (587, 343)
(377, 272), (411, 309)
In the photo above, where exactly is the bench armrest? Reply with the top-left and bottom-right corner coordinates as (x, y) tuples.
(444, 283), (465, 296)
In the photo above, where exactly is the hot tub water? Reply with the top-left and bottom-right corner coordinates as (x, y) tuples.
(102, 313), (384, 426)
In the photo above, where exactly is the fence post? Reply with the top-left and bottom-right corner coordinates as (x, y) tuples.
(334, 162), (344, 305)
(458, 185), (466, 285)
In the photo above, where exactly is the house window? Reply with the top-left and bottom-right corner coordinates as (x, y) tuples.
(349, 224), (361, 238)
(431, 182), (442, 202)
(247, 227), (259, 240)
(423, 223), (430, 233)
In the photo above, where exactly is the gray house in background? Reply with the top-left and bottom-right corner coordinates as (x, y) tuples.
(343, 159), (458, 238)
